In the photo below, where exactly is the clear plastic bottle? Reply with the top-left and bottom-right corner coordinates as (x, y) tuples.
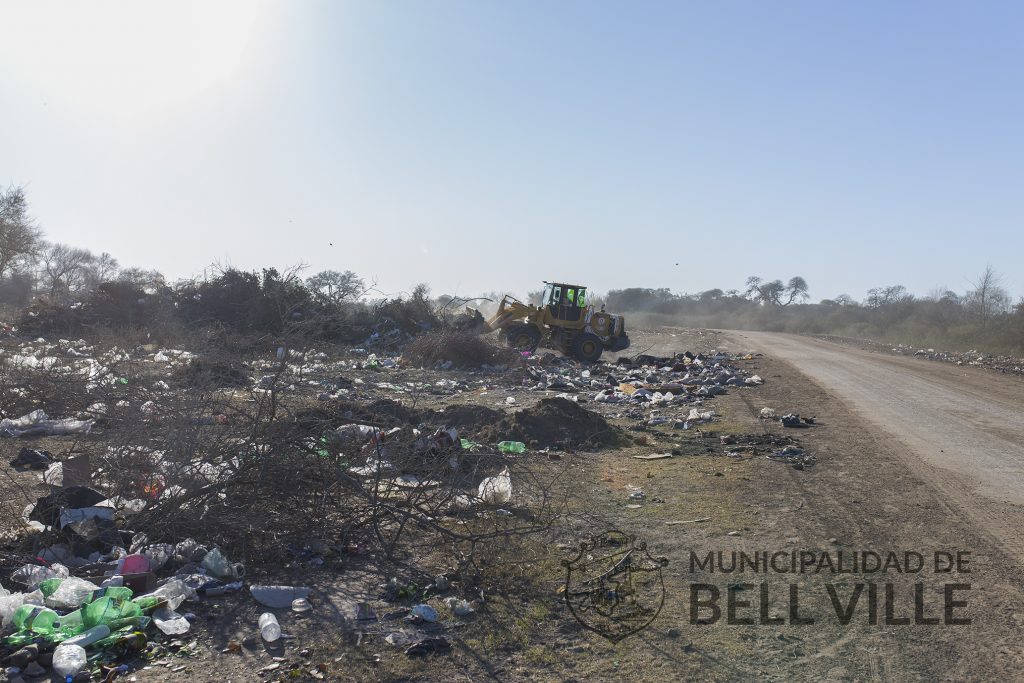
(12, 604), (60, 633)
(258, 612), (281, 642)
(52, 643), (88, 678)
(134, 579), (188, 612)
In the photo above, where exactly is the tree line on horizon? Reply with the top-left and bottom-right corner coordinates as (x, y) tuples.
(2, 185), (1022, 354)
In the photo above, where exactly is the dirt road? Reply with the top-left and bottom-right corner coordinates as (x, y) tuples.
(731, 331), (1024, 562)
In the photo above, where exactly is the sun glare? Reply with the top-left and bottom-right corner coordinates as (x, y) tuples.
(0, 0), (267, 117)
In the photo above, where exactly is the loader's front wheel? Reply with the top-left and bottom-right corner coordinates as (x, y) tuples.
(572, 333), (603, 363)
(505, 325), (541, 353)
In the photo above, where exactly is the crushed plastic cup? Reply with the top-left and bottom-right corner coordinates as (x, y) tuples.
(153, 607), (191, 635)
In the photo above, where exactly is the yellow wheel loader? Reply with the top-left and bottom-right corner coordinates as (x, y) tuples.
(482, 282), (630, 362)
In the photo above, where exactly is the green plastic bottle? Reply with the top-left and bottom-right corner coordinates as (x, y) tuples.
(130, 596), (166, 613)
(13, 605), (61, 633)
(88, 586), (133, 604)
(82, 597), (141, 629)
(39, 578), (63, 597)
(57, 608), (84, 634)
(497, 441), (526, 454)
(94, 630), (147, 652)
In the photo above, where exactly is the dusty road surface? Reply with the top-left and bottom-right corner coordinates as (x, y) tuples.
(730, 331), (1024, 563)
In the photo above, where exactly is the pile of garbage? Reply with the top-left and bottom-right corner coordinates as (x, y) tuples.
(0, 538), (240, 681)
(718, 433), (818, 470)
(588, 350), (762, 405)
(895, 344), (1024, 375)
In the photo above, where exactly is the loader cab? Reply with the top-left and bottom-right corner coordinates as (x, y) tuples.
(542, 282), (587, 323)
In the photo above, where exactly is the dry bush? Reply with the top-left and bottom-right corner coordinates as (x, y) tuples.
(0, 336), (567, 579)
(402, 330), (520, 368)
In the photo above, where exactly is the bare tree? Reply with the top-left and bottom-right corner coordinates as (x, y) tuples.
(965, 265), (1010, 327)
(82, 252), (120, 291)
(744, 276), (762, 300)
(865, 285), (912, 308)
(0, 186), (43, 279)
(305, 269), (365, 306)
(783, 276), (809, 305)
(40, 242), (96, 300)
(117, 267), (166, 291)
(756, 280), (785, 306)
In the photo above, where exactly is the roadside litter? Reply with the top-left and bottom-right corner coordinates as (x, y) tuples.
(767, 445), (818, 469)
(0, 410), (94, 437)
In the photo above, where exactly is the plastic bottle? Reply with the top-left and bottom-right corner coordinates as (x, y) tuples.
(57, 608), (83, 634)
(258, 612), (281, 642)
(89, 586), (134, 604)
(497, 441), (526, 454)
(134, 579), (188, 612)
(12, 605), (60, 633)
(52, 643), (87, 678)
(61, 624), (111, 647)
(82, 596), (141, 628)
(93, 630), (147, 652)
(45, 577), (100, 610)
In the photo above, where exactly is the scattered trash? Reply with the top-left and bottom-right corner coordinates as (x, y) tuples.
(9, 447), (52, 469)
(405, 637), (451, 656)
(767, 445), (818, 468)
(410, 604), (438, 623)
(665, 517), (711, 525)
(443, 597), (474, 616)
(780, 413), (809, 428)
(0, 410), (94, 437)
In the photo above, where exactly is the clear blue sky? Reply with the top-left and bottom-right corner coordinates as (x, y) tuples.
(2, 1), (1021, 301)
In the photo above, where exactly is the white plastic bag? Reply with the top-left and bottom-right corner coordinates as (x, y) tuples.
(478, 467), (512, 505)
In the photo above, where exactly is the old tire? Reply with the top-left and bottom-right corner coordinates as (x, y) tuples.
(572, 333), (603, 363)
(504, 325), (541, 352)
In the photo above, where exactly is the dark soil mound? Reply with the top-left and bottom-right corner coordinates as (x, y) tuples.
(293, 398), (416, 430)
(420, 404), (506, 430)
(478, 397), (621, 450)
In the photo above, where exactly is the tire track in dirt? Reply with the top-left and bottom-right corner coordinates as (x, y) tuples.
(729, 331), (1024, 565)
